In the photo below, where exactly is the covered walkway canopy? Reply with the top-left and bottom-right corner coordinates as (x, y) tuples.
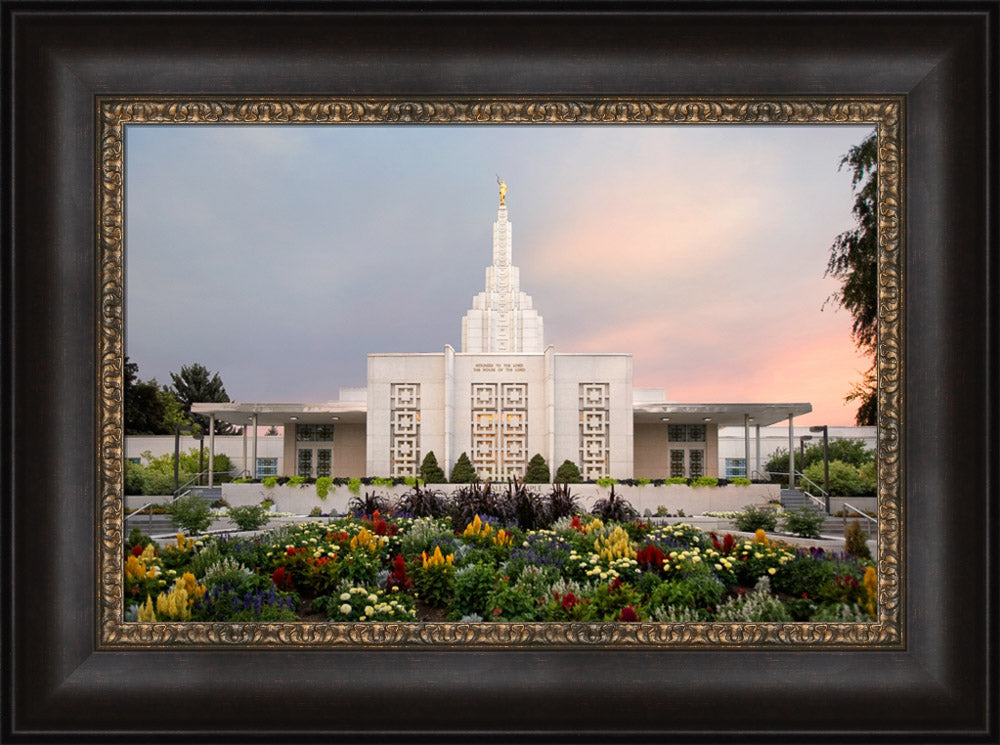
(633, 402), (813, 482)
(191, 402), (367, 483)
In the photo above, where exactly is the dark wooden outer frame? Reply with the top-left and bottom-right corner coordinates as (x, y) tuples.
(2, 3), (996, 742)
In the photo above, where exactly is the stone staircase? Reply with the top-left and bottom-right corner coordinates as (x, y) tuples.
(781, 488), (876, 538)
(125, 486), (225, 537)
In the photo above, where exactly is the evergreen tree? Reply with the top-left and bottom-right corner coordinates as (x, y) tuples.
(554, 459), (582, 484)
(124, 356), (184, 435)
(449, 452), (477, 483)
(524, 453), (550, 483)
(419, 451), (446, 483)
(826, 132), (877, 425)
(170, 363), (233, 434)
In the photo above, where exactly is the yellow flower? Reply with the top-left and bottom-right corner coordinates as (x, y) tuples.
(462, 514), (493, 540)
(863, 565), (877, 617)
(136, 595), (156, 622)
(421, 545), (454, 568)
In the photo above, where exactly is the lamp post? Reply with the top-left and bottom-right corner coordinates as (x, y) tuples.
(809, 424), (830, 513)
(799, 435), (813, 463)
(173, 424), (193, 495)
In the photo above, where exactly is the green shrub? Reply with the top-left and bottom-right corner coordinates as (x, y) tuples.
(286, 476), (305, 487)
(554, 460), (582, 484)
(347, 477), (362, 495)
(595, 477), (618, 487)
(166, 494), (213, 534)
(524, 453), (550, 483)
(315, 476), (333, 500)
(124, 460), (146, 495)
(449, 452), (477, 483)
(730, 477), (752, 486)
(770, 554), (837, 597)
(665, 477), (688, 485)
(691, 476), (718, 488)
(801, 459), (866, 496)
(732, 505), (778, 533)
(419, 451), (446, 483)
(308, 506), (323, 517)
(780, 506), (825, 538)
(648, 574), (725, 615)
(262, 476), (278, 488)
(227, 504), (271, 532)
(844, 520), (872, 559)
(447, 563), (499, 620)
(715, 577), (791, 622)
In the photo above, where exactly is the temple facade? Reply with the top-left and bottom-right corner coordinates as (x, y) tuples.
(193, 185), (810, 483)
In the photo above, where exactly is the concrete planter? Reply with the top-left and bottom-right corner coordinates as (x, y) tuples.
(221, 481), (781, 517)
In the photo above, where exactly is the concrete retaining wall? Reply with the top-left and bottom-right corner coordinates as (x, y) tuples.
(220, 482), (782, 517)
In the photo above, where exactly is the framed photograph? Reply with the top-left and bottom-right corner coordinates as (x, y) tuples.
(3, 3), (996, 742)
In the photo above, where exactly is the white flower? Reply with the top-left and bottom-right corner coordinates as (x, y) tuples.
(339, 603), (352, 614)
(368, 594), (378, 603)
(339, 592), (351, 601)
(365, 605), (374, 616)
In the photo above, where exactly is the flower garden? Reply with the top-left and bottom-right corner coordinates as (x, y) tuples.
(125, 489), (877, 624)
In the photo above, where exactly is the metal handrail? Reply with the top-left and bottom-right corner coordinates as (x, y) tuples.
(768, 470), (829, 497)
(124, 469), (236, 527)
(800, 491), (828, 512)
(842, 502), (877, 536)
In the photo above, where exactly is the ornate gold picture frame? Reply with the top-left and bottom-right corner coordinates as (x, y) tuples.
(98, 96), (903, 649)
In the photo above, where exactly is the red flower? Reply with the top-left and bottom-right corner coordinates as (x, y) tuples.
(570, 516), (583, 532)
(272, 566), (294, 591)
(723, 534), (736, 555)
(636, 543), (664, 571)
(561, 593), (579, 610)
(130, 544), (144, 557)
(387, 553), (412, 590)
(609, 577), (623, 592)
(618, 605), (639, 622)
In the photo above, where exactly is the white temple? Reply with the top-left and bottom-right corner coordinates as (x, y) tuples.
(194, 182), (811, 483)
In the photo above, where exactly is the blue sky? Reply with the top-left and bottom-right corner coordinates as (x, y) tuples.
(124, 123), (874, 424)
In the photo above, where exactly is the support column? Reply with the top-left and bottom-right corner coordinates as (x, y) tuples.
(208, 414), (215, 487)
(242, 425), (248, 478)
(251, 413), (259, 479)
(755, 424), (761, 478)
(743, 414), (751, 480)
(788, 414), (795, 488)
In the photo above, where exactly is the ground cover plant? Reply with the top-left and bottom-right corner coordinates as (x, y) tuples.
(125, 491), (877, 624)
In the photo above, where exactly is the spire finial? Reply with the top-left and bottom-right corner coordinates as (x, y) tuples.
(496, 175), (507, 206)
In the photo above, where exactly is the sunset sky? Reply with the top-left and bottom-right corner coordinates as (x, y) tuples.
(124, 123), (874, 425)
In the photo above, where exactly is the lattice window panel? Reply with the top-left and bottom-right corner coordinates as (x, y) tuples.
(390, 383), (420, 477)
(579, 383), (610, 480)
(471, 382), (528, 480)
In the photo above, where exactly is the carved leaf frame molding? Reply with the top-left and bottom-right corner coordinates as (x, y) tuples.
(97, 96), (902, 648)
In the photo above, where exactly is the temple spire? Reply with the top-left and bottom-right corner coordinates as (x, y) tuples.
(460, 184), (544, 353)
